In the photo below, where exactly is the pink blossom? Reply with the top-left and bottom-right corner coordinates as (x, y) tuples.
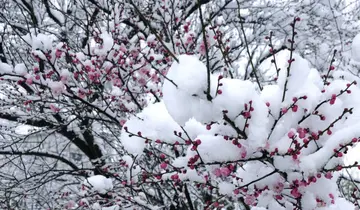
(60, 75), (68, 82)
(151, 74), (159, 83)
(88, 74), (96, 81)
(265, 141), (270, 149)
(288, 131), (295, 138)
(298, 130), (306, 139)
(113, 78), (122, 87)
(78, 91), (86, 99)
(199, 42), (206, 55)
(66, 201), (75, 209)
(214, 167), (231, 177)
(170, 174), (179, 180)
(50, 104), (60, 112)
(275, 195), (282, 200)
(330, 98), (336, 105)
(160, 162), (167, 169)
(290, 188), (301, 198)
(26, 78), (33, 85)
(138, 78), (147, 86)
(273, 182), (284, 193)
(140, 68), (150, 75)
(325, 172), (333, 179)
(330, 94), (337, 105)
(241, 150), (247, 158)
(291, 105), (298, 112)
(186, 36), (192, 44)
(55, 49), (62, 58)
(244, 195), (256, 205)
(214, 168), (222, 177)
(243, 111), (251, 118)
(220, 167), (230, 177)
(78, 200), (85, 206)
(120, 120), (127, 126)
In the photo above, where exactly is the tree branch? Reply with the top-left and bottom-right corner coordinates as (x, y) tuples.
(0, 150), (80, 171)
(42, 0), (63, 26)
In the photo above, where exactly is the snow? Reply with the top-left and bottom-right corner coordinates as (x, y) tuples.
(3, 0), (360, 209)
(101, 205), (120, 210)
(167, 55), (208, 96)
(276, 51), (312, 101)
(301, 191), (317, 210)
(251, 207), (267, 210)
(83, 175), (113, 194)
(351, 33), (360, 62)
(119, 53), (359, 209)
(218, 182), (235, 195)
(50, 8), (65, 24)
(30, 33), (55, 51)
(47, 81), (65, 96)
(190, 134), (242, 163)
(92, 203), (101, 210)
(120, 102), (182, 154)
(97, 32), (114, 55)
(300, 122), (360, 174)
(162, 55), (218, 125)
(0, 62), (13, 74)
(147, 34), (156, 43)
(14, 63), (27, 76)
(328, 198), (357, 210)
(163, 55), (269, 152)
(260, 84), (282, 118)
(178, 168), (205, 183)
(237, 162), (280, 190)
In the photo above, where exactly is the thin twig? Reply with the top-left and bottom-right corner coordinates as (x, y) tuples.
(197, 0), (213, 101)
(236, 0), (262, 91)
(127, 0), (179, 63)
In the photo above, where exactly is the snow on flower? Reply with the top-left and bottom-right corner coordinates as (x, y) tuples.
(122, 54), (360, 209)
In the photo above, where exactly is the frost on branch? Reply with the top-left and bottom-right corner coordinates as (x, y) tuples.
(122, 54), (360, 209)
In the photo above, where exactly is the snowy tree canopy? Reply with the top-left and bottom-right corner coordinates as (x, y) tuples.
(1, 0), (360, 209)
